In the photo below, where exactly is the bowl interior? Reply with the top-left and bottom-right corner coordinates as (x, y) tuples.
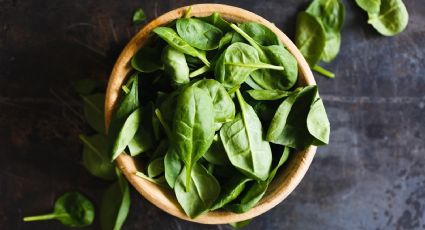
(105, 4), (317, 224)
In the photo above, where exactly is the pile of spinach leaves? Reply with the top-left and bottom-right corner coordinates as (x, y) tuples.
(108, 10), (330, 220)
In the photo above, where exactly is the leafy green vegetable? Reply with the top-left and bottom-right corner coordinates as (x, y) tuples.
(80, 134), (116, 180)
(356, 0), (381, 13)
(164, 148), (182, 188)
(23, 192), (95, 227)
(230, 23), (298, 90)
(82, 93), (105, 134)
(203, 134), (230, 166)
(220, 90), (272, 181)
(246, 89), (292, 101)
(366, 0), (409, 36)
(214, 42), (284, 89)
(177, 18), (223, 50)
(193, 79), (235, 124)
(267, 86), (318, 149)
(229, 219), (253, 229)
(132, 8), (146, 25)
(100, 173), (131, 230)
(74, 78), (98, 95)
(197, 12), (232, 32)
(108, 75), (140, 161)
(307, 98), (330, 145)
(127, 105), (155, 156)
(226, 147), (290, 213)
(232, 22), (281, 46)
(295, 12), (326, 67)
(173, 85), (215, 191)
(306, 0), (345, 62)
(211, 174), (252, 210)
(174, 163), (220, 218)
(161, 45), (190, 85)
(148, 157), (165, 178)
(153, 27), (210, 66)
(131, 46), (163, 73)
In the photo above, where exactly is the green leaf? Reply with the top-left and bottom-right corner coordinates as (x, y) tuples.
(226, 147), (290, 213)
(82, 93), (105, 134)
(148, 157), (165, 178)
(267, 86), (318, 149)
(193, 79), (235, 124)
(108, 75), (140, 161)
(100, 173), (131, 230)
(197, 12), (232, 32)
(164, 148), (182, 188)
(356, 0), (381, 13)
(231, 22), (281, 46)
(246, 89), (292, 101)
(203, 134), (230, 166)
(74, 78), (99, 95)
(220, 90), (272, 181)
(173, 85), (215, 191)
(367, 0), (408, 36)
(23, 192), (95, 227)
(307, 98), (330, 145)
(295, 12), (326, 67)
(80, 134), (116, 180)
(162, 45), (190, 85)
(132, 8), (146, 25)
(211, 174), (252, 210)
(176, 18), (223, 50)
(229, 219), (253, 229)
(153, 27), (210, 66)
(174, 163), (220, 218)
(214, 42), (283, 89)
(131, 46), (163, 73)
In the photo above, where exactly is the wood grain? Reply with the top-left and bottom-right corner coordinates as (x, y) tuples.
(105, 4), (317, 224)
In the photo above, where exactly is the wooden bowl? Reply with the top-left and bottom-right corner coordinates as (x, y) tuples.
(105, 4), (317, 225)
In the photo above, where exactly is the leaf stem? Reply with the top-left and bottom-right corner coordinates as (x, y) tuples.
(183, 6), (192, 18)
(189, 65), (210, 78)
(226, 63), (284, 70)
(23, 213), (62, 222)
(154, 109), (173, 139)
(230, 23), (262, 51)
(185, 165), (191, 192)
(313, 65), (335, 78)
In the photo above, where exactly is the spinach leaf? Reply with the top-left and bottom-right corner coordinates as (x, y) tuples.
(307, 98), (330, 145)
(164, 148), (182, 188)
(128, 106), (155, 156)
(100, 173), (131, 230)
(108, 75), (140, 161)
(231, 22), (281, 46)
(173, 85), (215, 191)
(218, 32), (234, 51)
(229, 219), (252, 229)
(203, 134), (230, 166)
(148, 156), (165, 178)
(295, 12), (326, 67)
(246, 89), (292, 101)
(366, 0), (408, 36)
(210, 174), (252, 210)
(174, 163), (220, 218)
(306, 0), (345, 62)
(132, 8), (146, 25)
(131, 46), (163, 73)
(80, 134), (116, 180)
(74, 78), (98, 95)
(267, 86), (318, 149)
(214, 42), (283, 89)
(231, 24), (298, 90)
(161, 45), (190, 85)
(226, 147), (290, 213)
(197, 12), (232, 32)
(23, 192), (95, 227)
(193, 79), (235, 124)
(176, 18), (223, 50)
(220, 90), (272, 181)
(153, 27), (210, 66)
(82, 93), (105, 134)
(356, 0), (381, 13)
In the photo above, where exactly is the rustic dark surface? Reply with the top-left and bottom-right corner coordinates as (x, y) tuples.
(0, 0), (424, 229)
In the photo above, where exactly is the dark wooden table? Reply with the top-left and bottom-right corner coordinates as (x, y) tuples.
(1, 0), (424, 229)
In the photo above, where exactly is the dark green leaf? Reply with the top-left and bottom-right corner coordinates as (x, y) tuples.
(174, 163), (220, 218)
(176, 18), (223, 50)
(197, 12), (232, 32)
(80, 134), (116, 180)
(131, 46), (163, 73)
(203, 134), (230, 166)
(132, 8), (146, 25)
(23, 192), (95, 227)
(211, 174), (252, 210)
(164, 148), (182, 188)
(232, 22), (281, 46)
(162, 45), (190, 85)
(246, 89), (292, 101)
(367, 0), (408, 36)
(82, 93), (105, 134)
(307, 98), (330, 145)
(74, 78), (99, 95)
(148, 157), (165, 178)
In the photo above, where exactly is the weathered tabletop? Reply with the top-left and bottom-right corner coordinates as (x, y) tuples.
(1, 0), (424, 229)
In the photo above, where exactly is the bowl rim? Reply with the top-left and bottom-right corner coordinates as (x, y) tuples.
(105, 3), (317, 224)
